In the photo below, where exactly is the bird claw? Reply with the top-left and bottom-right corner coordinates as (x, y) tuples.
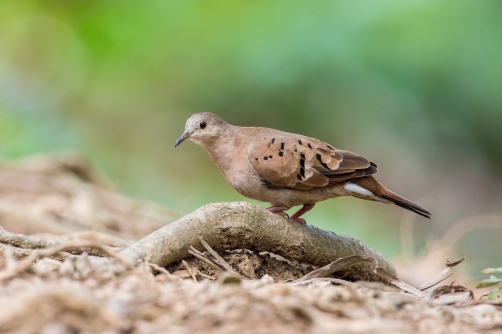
(265, 206), (289, 219)
(274, 211), (289, 219)
(290, 217), (306, 225)
(271, 211), (306, 224)
(265, 205), (308, 223)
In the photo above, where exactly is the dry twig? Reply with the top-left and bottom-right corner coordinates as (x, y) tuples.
(290, 278), (363, 288)
(293, 255), (428, 298)
(292, 255), (375, 283)
(182, 260), (198, 282)
(198, 237), (244, 278)
(188, 247), (225, 272)
(418, 257), (465, 291)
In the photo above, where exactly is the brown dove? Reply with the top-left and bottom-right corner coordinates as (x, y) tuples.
(175, 113), (431, 224)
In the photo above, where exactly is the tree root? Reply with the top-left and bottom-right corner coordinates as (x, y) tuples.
(118, 201), (396, 282)
(1, 201), (397, 282)
(0, 242), (133, 282)
(0, 227), (123, 258)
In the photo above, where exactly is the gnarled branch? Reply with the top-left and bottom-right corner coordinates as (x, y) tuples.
(119, 201), (396, 282)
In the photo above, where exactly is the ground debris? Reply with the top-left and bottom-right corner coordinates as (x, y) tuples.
(0, 153), (178, 238)
(0, 154), (501, 333)
(0, 263), (500, 334)
(167, 249), (316, 282)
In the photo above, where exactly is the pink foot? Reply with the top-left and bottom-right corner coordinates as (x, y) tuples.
(265, 206), (289, 218)
(291, 217), (306, 225)
(289, 204), (315, 225)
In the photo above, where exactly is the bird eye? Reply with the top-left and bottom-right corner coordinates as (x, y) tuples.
(199, 121), (207, 129)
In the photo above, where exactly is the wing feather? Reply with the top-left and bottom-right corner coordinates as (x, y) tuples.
(249, 133), (376, 190)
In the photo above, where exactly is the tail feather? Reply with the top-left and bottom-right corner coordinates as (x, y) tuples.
(380, 194), (431, 219)
(354, 176), (431, 219)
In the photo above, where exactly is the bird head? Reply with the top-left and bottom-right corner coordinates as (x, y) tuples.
(175, 112), (228, 148)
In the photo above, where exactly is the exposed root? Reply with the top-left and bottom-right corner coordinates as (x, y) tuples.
(0, 228), (124, 258)
(0, 242), (133, 283)
(118, 202), (396, 283)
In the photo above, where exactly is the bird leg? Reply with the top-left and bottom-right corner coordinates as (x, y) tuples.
(289, 204), (315, 225)
(265, 206), (289, 218)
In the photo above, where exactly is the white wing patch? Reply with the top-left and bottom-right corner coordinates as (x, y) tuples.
(344, 183), (378, 200)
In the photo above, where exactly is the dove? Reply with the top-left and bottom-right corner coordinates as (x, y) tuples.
(175, 113), (431, 224)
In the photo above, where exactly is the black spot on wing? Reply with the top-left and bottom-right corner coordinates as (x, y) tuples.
(279, 151), (284, 157)
(298, 140), (302, 145)
(281, 142), (285, 150)
(318, 148), (331, 154)
(264, 156), (268, 160)
(271, 138), (275, 143)
(316, 153), (330, 170)
(308, 143), (312, 149)
(300, 167), (305, 177)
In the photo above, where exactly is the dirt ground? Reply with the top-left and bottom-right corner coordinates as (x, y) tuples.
(166, 250), (316, 281)
(0, 154), (501, 334)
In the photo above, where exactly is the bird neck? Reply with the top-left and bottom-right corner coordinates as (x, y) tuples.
(202, 125), (242, 176)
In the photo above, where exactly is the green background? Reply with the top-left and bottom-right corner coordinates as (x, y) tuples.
(1, 0), (501, 278)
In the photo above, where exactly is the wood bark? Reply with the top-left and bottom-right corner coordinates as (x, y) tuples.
(119, 201), (396, 282)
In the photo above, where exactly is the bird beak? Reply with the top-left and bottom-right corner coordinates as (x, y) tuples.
(175, 130), (190, 147)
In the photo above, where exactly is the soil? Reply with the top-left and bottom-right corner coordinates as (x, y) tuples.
(0, 154), (501, 334)
(167, 250), (317, 281)
(2, 258), (501, 334)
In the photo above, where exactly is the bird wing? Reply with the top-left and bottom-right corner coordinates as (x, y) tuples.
(248, 133), (377, 190)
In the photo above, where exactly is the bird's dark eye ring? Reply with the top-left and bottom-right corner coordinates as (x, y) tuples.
(200, 121), (207, 129)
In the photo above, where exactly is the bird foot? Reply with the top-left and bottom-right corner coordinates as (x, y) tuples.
(289, 203), (315, 225)
(290, 217), (306, 225)
(265, 206), (289, 219)
(266, 205), (312, 225)
(275, 212), (290, 219)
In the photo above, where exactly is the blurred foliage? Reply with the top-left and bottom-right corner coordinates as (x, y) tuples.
(476, 268), (502, 300)
(0, 0), (501, 274)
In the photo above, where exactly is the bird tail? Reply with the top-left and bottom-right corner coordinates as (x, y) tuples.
(354, 176), (432, 219)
